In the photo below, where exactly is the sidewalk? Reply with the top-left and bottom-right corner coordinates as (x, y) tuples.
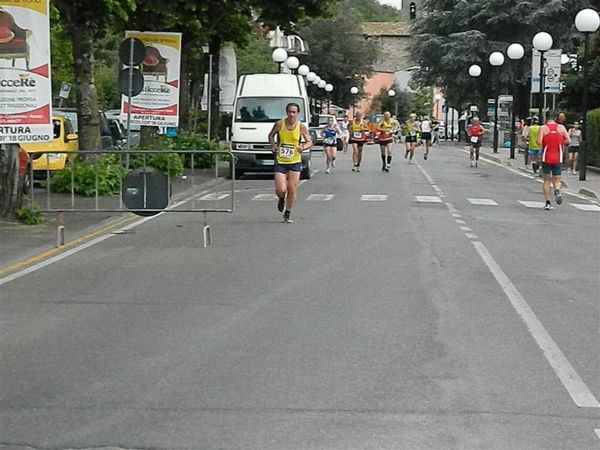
(444, 141), (600, 201)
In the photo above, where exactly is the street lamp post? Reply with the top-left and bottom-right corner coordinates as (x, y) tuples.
(489, 51), (505, 153)
(387, 89), (397, 117)
(575, 8), (600, 181)
(285, 56), (299, 74)
(507, 43), (525, 159)
(350, 86), (358, 117)
(325, 83), (333, 113)
(298, 64), (310, 77)
(271, 48), (287, 73)
(532, 32), (553, 123)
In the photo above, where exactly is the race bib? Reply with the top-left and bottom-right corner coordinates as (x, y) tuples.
(324, 138), (335, 145)
(353, 132), (363, 139)
(470, 136), (479, 144)
(279, 144), (296, 159)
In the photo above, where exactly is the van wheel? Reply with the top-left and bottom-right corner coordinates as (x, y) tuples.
(301, 160), (311, 180)
(233, 168), (244, 179)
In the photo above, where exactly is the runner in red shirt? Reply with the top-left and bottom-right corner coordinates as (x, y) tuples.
(467, 118), (485, 168)
(537, 111), (571, 210)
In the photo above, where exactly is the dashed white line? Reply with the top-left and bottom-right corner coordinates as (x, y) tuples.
(519, 200), (546, 209)
(452, 213), (462, 218)
(307, 194), (334, 201)
(468, 198), (499, 206)
(415, 195), (443, 203)
(465, 233), (478, 239)
(473, 241), (600, 408)
(198, 193), (230, 201)
(361, 194), (388, 202)
(595, 429), (600, 440)
(252, 193), (278, 201)
(570, 203), (600, 212)
(456, 219), (466, 224)
(460, 226), (472, 231)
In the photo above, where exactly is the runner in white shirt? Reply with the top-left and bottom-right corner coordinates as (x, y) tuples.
(339, 115), (350, 154)
(420, 116), (432, 160)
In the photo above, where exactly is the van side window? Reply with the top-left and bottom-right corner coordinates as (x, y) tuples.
(64, 118), (75, 136)
(53, 119), (61, 139)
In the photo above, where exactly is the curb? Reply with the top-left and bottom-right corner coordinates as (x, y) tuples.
(578, 188), (599, 199)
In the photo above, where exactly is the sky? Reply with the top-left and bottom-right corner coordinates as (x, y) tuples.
(377, 0), (402, 10)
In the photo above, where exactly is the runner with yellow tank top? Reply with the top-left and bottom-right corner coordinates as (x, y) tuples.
(402, 113), (419, 164)
(378, 111), (395, 172)
(268, 103), (313, 223)
(523, 116), (542, 176)
(349, 112), (368, 172)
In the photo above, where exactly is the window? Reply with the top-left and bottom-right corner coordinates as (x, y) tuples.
(235, 97), (307, 123)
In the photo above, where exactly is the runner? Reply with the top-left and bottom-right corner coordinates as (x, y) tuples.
(431, 118), (440, 146)
(321, 116), (340, 173)
(568, 121), (581, 175)
(339, 115), (350, 153)
(349, 112), (369, 172)
(467, 117), (485, 167)
(523, 116), (542, 176)
(268, 102), (313, 223)
(378, 111), (395, 172)
(538, 111), (571, 210)
(420, 115), (432, 160)
(402, 113), (419, 164)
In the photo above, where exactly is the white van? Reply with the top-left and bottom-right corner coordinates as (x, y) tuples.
(231, 73), (311, 179)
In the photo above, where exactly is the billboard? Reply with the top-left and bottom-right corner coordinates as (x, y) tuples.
(0, 0), (53, 143)
(121, 31), (182, 128)
(201, 46), (237, 113)
(531, 49), (562, 94)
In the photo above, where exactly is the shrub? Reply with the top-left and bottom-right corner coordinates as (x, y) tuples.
(16, 201), (44, 225)
(586, 108), (600, 167)
(51, 154), (128, 196)
(163, 132), (226, 169)
(130, 150), (185, 178)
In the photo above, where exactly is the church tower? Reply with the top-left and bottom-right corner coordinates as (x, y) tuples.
(401, 0), (424, 21)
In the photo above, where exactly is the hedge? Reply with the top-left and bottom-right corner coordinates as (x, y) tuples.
(587, 108), (600, 168)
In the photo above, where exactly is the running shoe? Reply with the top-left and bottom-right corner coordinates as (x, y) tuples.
(326, 168), (331, 174)
(352, 167), (356, 172)
(332, 160), (336, 168)
(404, 151), (409, 159)
(277, 196), (285, 212)
(385, 164), (390, 172)
(554, 189), (563, 205)
(424, 154), (428, 160)
(543, 202), (553, 210)
(470, 161), (474, 167)
(356, 167), (360, 172)
(282, 211), (293, 223)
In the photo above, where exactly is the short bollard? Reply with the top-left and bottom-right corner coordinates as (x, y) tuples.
(56, 212), (65, 247)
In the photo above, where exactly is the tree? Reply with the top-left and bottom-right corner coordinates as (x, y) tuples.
(236, 34), (279, 76)
(411, 0), (594, 118)
(297, 13), (379, 109)
(52, 0), (135, 150)
(0, 145), (24, 219)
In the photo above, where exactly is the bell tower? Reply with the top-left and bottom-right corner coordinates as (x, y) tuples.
(402, 0), (423, 20)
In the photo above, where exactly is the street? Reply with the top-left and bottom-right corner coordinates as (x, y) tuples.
(1, 143), (599, 449)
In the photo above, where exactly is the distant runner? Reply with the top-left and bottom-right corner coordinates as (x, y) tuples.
(538, 111), (570, 210)
(467, 117), (485, 168)
(349, 112), (369, 172)
(321, 117), (340, 173)
(403, 113), (419, 164)
(420, 115), (432, 160)
(268, 102), (313, 223)
(339, 115), (350, 153)
(378, 111), (395, 172)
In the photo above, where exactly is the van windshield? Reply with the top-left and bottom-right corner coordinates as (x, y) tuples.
(235, 97), (306, 123)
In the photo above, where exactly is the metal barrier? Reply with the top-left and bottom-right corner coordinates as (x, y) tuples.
(24, 149), (235, 247)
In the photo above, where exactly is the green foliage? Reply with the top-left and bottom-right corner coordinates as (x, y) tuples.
(163, 133), (224, 169)
(337, 0), (404, 22)
(587, 108), (600, 168)
(373, 88), (415, 118)
(15, 202), (44, 225)
(236, 34), (279, 76)
(131, 151), (185, 178)
(51, 155), (128, 197)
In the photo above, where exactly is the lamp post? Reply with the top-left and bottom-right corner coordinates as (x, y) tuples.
(350, 86), (358, 117)
(271, 48), (287, 73)
(489, 52), (505, 153)
(298, 64), (310, 77)
(388, 89), (397, 117)
(434, 93), (443, 121)
(325, 83), (333, 113)
(468, 64), (481, 120)
(507, 43), (524, 159)
(313, 76), (322, 112)
(575, 8), (600, 181)
(532, 32), (553, 123)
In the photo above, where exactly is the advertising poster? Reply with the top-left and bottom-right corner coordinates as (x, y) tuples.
(201, 45), (237, 113)
(0, 0), (53, 143)
(121, 31), (182, 128)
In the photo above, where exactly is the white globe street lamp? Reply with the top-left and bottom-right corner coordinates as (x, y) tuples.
(325, 84), (333, 92)
(387, 89), (396, 97)
(298, 64), (310, 76)
(350, 86), (359, 95)
(350, 86), (359, 116)
(285, 56), (300, 73)
(488, 52), (504, 153)
(325, 84), (334, 112)
(272, 48), (287, 72)
(313, 76), (321, 85)
(507, 43), (525, 159)
(575, 8), (600, 180)
(468, 64), (481, 77)
(307, 72), (316, 82)
(318, 80), (327, 89)
(387, 89), (397, 116)
(532, 32), (553, 123)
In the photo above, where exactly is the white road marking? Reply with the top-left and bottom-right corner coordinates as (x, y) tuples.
(519, 200), (546, 209)
(361, 194), (388, 202)
(595, 429), (600, 440)
(465, 233), (478, 239)
(473, 241), (600, 408)
(456, 219), (466, 224)
(252, 193), (278, 201)
(415, 195), (443, 203)
(570, 203), (600, 212)
(198, 193), (230, 201)
(468, 198), (499, 206)
(460, 226), (472, 231)
(452, 213), (462, 218)
(307, 194), (334, 201)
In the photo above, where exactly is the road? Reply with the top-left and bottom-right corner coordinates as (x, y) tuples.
(1, 143), (599, 449)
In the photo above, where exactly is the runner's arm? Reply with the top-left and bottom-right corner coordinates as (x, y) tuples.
(268, 121), (281, 153)
(299, 124), (313, 151)
(537, 126), (546, 148)
(560, 125), (571, 146)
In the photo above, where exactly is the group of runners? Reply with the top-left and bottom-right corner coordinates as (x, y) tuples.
(268, 102), (572, 223)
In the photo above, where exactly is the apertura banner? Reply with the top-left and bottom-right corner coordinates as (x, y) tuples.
(121, 31), (182, 128)
(0, 0), (53, 144)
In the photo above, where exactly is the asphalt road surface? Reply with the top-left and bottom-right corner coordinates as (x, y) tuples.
(1, 143), (599, 449)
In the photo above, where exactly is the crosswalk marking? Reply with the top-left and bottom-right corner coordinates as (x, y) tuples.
(252, 193), (278, 201)
(199, 193), (230, 201)
(307, 194), (334, 201)
(361, 194), (388, 202)
(468, 198), (498, 206)
(519, 200), (546, 209)
(415, 195), (443, 203)
(570, 203), (600, 212)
